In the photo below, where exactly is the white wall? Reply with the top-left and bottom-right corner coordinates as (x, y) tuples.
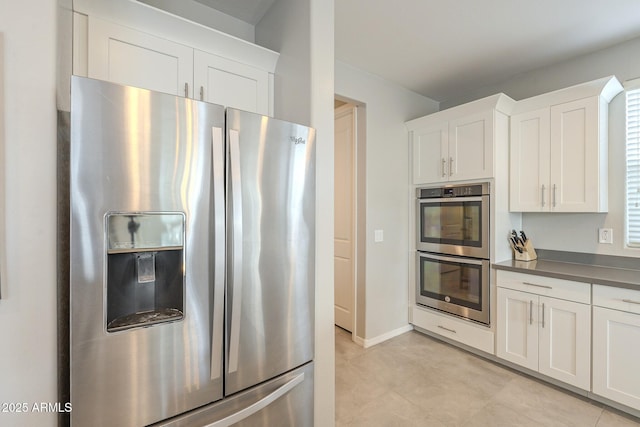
(256, 0), (311, 125)
(442, 36), (640, 258)
(0, 1), (59, 426)
(335, 61), (439, 341)
(258, 1), (336, 425)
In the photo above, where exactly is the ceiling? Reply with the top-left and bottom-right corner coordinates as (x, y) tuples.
(334, 0), (640, 103)
(193, 0), (277, 25)
(160, 0), (640, 104)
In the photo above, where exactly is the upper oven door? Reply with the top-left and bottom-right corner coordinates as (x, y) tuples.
(416, 195), (489, 258)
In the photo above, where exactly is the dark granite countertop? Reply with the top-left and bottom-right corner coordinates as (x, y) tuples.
(493, 252), (640, 290)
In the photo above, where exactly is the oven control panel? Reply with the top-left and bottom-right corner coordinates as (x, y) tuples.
(417, 183), (488, 199)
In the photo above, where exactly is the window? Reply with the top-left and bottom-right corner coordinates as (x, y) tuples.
(626, 83), (640, 247)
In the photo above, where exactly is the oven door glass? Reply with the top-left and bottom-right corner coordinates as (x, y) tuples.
(416, 252), (489, 324)
(416, 195), (489, 258)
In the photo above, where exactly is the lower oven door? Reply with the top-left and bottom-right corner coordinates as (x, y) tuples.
(416, 252), (490, 325)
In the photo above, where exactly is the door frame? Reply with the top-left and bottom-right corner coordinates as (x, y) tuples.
(334, 97), (366, 343)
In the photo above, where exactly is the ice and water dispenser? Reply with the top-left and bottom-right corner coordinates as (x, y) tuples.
(106, 213), (185, 332)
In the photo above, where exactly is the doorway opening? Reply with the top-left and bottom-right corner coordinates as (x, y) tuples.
(334, 97), (366, 344)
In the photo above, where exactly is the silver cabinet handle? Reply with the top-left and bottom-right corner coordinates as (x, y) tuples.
(523, 282), (553, 290)
(204, 373), (305, 427)
(541, 185), (546, 207)
(529, 300), (533, 325)
(542, 302), (545, 328)
(441, 158), (446, 178)
(437, 325), (456, 334)
(184, 82), (189, 98)
(210, 126), (226, 380)
(200, 85), (204, 101)
(553, 184), (557, 207)
(227, 128), (243, 374)
(622, 299), (640, 305)
(449, 157), (454, 176)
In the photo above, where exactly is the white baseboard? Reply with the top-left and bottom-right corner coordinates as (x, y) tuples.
(359, 324), (414, 348)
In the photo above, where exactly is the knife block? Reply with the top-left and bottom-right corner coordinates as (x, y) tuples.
(513, 240), (537, 262)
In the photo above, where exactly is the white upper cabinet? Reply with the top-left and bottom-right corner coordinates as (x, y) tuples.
(407, 94), (514, 185)
(510, 76), (622, 212)
(74, 8), (277, 116)
(194, 50), (269, 115)
(87, 16), (194, 97)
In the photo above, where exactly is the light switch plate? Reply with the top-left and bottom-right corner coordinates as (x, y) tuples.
(374, 229), (384, 242)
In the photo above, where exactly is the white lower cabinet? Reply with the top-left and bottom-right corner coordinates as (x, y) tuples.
(412, 305), (494, 355)
(592, 285), (640, 410)
(496, 272), (591, 390)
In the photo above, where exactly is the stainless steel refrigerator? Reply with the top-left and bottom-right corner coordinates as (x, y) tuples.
(69, 76), (315, 426)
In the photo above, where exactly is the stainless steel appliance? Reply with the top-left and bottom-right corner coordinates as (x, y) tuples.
(415, 183), (490, 325)
(416, 183), (489, 258)
(69, 76), (315, 426)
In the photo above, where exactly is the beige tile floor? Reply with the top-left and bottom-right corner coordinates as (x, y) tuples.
(335, 327), (640, 427)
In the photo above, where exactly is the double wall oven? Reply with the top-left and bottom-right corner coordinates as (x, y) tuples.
(415, 182), (490, 325)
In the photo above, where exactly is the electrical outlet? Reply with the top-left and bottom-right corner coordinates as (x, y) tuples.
(598, 228), (613, 244)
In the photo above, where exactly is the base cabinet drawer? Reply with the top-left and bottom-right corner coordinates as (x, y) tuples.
(592, 306), (640, 410)
(412, 306), (494, 355)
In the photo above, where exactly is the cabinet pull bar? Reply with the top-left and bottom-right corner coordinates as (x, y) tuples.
(542, 302), (545, 328)
(622, 299), (640, 305)
(437, 325), (456, 334)
(200, 86), (204, 101)
(529, 300), (533, 325)
(541, 185), (546, 208)
(523, 282), (552, 289)
(441, 158), (446, 178)
(553, 184), (557, 208)
(184, 82), (189, 98)
(449, 157), (454, 176)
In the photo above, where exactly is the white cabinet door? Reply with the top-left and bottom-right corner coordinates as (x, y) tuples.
(448, 110), (493, 181)
(538, 296), (591, 390)
(411, 123), (448, 184)
(88, 17), (193, 97)
(549, 97), (600, 212)
(510, 108), (551, 212)
(593, 306), (640, 410)
(194, 50), (270, 115)
(497, 287), (538, 371)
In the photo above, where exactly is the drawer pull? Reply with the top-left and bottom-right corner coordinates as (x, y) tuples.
(437, 325), (457, 334)
(622, 299), (640, 305)
(523, 282), (552, 290)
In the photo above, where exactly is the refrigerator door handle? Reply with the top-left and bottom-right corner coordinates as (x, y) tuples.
(203, 373), (305, 427)
(210, 126), (225, 380)
(227, 128), (243, 374)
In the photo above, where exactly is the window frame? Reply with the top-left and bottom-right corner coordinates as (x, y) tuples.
(625, 78), (640, 248)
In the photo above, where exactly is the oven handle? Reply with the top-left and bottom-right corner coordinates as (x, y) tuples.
(417, 196), (486, 204)
(417, 252), (487, 266)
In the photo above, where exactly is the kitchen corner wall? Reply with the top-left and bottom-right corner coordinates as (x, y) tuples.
(335, 61), (439, 341)
(442, 36), (640, 259)
(0, 1), (59, 426)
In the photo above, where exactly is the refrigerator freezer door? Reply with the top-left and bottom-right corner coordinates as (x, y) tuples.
(151, 362), (314, 427)
(225, 109), (316, 395)
(70, 77), (226, 426)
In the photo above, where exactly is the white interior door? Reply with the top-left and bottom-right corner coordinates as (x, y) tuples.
(334, 104), (356, 332)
